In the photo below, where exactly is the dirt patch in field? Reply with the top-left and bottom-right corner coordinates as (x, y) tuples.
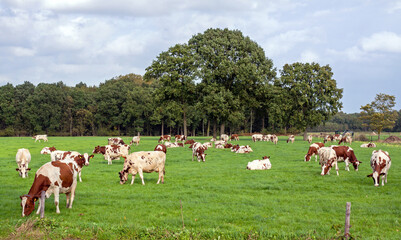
(383, 136), (401, 143)
(6, 219), (46, 240)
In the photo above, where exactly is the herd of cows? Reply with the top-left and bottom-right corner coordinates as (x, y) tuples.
(18, 133), (391, 218)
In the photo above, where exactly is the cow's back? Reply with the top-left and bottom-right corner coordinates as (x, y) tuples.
(126, 151), (166, 172)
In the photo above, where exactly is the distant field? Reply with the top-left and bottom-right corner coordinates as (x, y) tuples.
(0, 136), (400, 239)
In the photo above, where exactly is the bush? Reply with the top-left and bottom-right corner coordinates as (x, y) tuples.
(355, 134), (369, 141)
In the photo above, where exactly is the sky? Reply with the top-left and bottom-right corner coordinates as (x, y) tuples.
(0, 0), (400, 113)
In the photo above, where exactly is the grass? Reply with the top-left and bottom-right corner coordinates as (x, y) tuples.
(0, 135), (400, 239)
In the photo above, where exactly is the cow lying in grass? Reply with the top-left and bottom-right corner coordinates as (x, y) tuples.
(247, 156), (271, 170)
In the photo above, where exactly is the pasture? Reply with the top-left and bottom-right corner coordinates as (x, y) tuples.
(0, 136), (400, 239)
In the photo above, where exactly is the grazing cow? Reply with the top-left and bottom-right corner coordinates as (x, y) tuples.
(40, 146), (57, 155)
(33, 135), (48, 142)
(158, 135), (171, 143)
(338, 136), (352, 145)
(333, 134), (342, 141)
(192, 142), (207, 162)
(323, 135), (334, 143)
(287, 135), (295, 143)
(118, 151), (166, 185)
(230, 134), (239, 141)
(235, 145), (253, 154)
(247, 156), (271, 170)
(92, 144), (130, 165)
(221, 134), (229, 142)
(360, 142), (376, 148)
(20, 154), (88, 216)
(307, 135), (313, 144)
(185, 139), (195, 145)
(331, 146), (361, 171)
(318, 147), (338, 175)
(175, 135), (186, 142)
(304, 142), (325, 162)
(271, 135), (278, 145)
(154, 144), (167, 154)
(108, 137), (126, 146)
(367, 150), (391, 187)
(263, 134), (272, 141)
(252, 134), (263, 142)
(130, 136), (140, 146)
(16, 149), (31, 178)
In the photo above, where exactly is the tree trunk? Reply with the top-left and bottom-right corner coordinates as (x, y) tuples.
(220, 123), (225, 137)
(250, 109), (253, 133)
(207, 120), (210, 137)
(303, 130), (308, 141)
(202, 120), (205, 136)
(262, 115), (265, 130)
(161, 119), (164, 136)
(213, 121), (217, 139)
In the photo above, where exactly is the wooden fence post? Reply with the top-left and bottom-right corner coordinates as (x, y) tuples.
(344, 202), (351, 239)
(40, 190), (46, 219)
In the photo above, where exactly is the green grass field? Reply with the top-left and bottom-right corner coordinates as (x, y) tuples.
(0, 136), (400, 239)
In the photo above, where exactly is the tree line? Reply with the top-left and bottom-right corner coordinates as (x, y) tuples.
(0, 28), (350, 137)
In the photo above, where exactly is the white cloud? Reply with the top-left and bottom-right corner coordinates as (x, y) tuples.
(299, 50), (319, 63)
(361, 31), (401, 53)
(11, 47), (36, 57)
(387, 1), (401, 13)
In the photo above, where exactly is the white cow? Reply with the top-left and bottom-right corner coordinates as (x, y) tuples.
(130, 136), (140, 146)
(307, 135), (313, 144)
(318, 147), (338, 176)
(16, 149), (31, 178)
(360, 142), (376, 148)
(252, 134), (263, 142)
(271, 135), (278, 145)
(92, 144), (130, 165)
(220, 134), (229, 142)
(247, 156), (272, 170)
(118, 151), (166, 185)
(367, 150), (391, 186)
(33, 135), (48, 142)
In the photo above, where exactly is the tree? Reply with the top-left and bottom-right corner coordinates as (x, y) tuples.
(360, 93), (397, 140)
(275, 62), (343, 138)
(144, 43), (196, 136)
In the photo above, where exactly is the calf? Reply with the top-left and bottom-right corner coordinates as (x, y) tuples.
(118, 151), (166, 185)
(287, 135), (295, 143)
(40, 146), (57, 154)
(304, 142), (325, 162)
(263, 134), (272, 141)
(154, 144), (167, 154)
(108, 137), (126, 146)
(192, 142), (207, 162)
(92, 144), (130, 165)
(367, 150), (391, 187)
(175, 135), (186, 142)
(158, 135), (171, 143)
(130, 136), (140, 146)
(16, 149), (31, 178)
(360, 142), (376, 148)
(230, 134), (239, 141)
(33, 135), (48, 142)
(20, 154), (87, 216)
(247, 156), (271, 170)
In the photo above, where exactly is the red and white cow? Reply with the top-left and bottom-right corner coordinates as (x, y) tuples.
(323, 135), (334, 143)
(192, 142), (207, 162)
(202, 142), (212, 149)
(108, 137), (126, 146)
(263, 134), (272, 141)
(32, 135), (48, 142)
(16, 149), (31, 178)
(271, 135), (278, 145)
(307, 135), (313, 144)
(252, 134), (263, 142)
(247, 156), (271, 170)
(154, 144), (167, 154)
(20, 154), (88, 216)
(220, 134), (229, 142)
(59, 152), (93, 182)
(338, 136), (352, 145)
(287, 135), (295, 143)
(230, 134), (239, 141)
(360, 142), (376, 148)
(224, 143), (233, 149)
(185, 139), (195, 145)
(235, 145), (253, 153)
(318, 147), (338, 175)
(158, 135), (171, 143)
(175, 135), (186, 142)
(92, 144), (130, 165)
(119, 151), (166, 185)
(40, 146), (57, 155)
(304, 142), (325, 162)
(331, 145), (361, 171)
(367, 150), (391, 187)
(50, 150), (80, 162)
(130, 136), (140, 146)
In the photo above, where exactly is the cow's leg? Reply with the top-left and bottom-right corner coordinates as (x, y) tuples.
(107, 155), (112, 165)
(65, 192), (70, 208)
(36, 200), (41, 215)
(315, 154), (318, 162)
(131, 173), (136, 185)
(344, 159), (350, 171)
(54, 188), (60, 213)
(138, 169), (145, 185)
(192, 152), (194, 161)
(78, 170), (82, 182)
(157, 169), (164, 184)
(68, 182), (77, 209)
(335, 161), (339, 176)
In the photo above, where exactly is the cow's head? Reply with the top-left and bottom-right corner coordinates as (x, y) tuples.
(347, 150), (361, 171)
(82, 153), (94, 166)
(304, 154), (311, 162)
(197, 147), (206, 162)
(262, 156), (270, 160)
(16, 165), (31, 178)
(320, 158), (336, 175)
(20, 194), (38, 217)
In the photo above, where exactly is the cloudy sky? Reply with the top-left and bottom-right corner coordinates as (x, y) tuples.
(1, 0), (400, 113)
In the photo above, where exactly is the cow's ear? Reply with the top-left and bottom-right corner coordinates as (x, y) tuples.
(27, 168), (31, 171)
(16, 168), (19, 171)
(358, 161), (362, 164)
(89, 155), (94, 159)
(380, 173), (386, 176)
(33, 196), (39, 202)
(20, 195), (23, 200)
(367, 174), (373, 177)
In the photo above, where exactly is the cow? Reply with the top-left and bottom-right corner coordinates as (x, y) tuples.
(215, 144), (224, 149)
(324, 135), (334, 143)
(158, 135), (171, 143)
(130, 136), (140, 146)
(287, 135), (295, 143)
(92, 144), (130, 165)
(32, 135), (48, 142)
(333, 134), (342, 141)
(16, 149), (31, 178)
(252, 134), (263, 142)
(230, 134), (239, 141)
(331, 146), (361, 171)
(108, 137), (126, 146)
(304, 142), (325, 162)
(271, 135), (278, 145)
(221, 134), (229, 142)
(50, 150), (80, 162)
(319, 146), (361, 175)
(164, 142), (178, 148)
(185, 139), (195, 145)
(247, 156), (271, 170)
(360, 142), (376, 148)
(367, 150), (391, 187)
(202, 142), (212, 149)
(192, 142), (206, 162)
(40, 146), (57, 155)
(263, 134), (272, 141)
(235, 145), (253, 153)
(338, 136), (352, 145)
(20, 154), (88, 217)
(318, 147), (338, 176)
(307, 135), (313, 144)
(231, 144), (240, 152)
(214, 140), (226, 146)
(210, 137), (216, 142)
(224, 143), (233, 148)
(59, 152), (93, 182)
(118, 151), (166, 185)
(154, 144), (167, 154)
(175, 135), (186, 142)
